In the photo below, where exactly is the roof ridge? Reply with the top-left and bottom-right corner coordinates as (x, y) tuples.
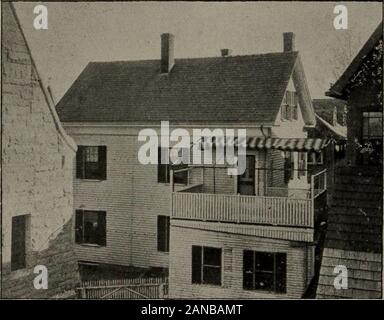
(88, 51), (298, 65)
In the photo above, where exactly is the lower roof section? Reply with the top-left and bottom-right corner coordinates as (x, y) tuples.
(171, 219), (314, 243)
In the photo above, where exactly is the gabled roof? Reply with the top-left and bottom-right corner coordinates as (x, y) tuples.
(327, 22), (383, 99)
(56, 51), (313, 125)
(7, 2), (77, 152)
(315, 115), (347, 139)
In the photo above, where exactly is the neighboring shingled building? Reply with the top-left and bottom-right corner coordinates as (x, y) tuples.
(316, 22), (382, 299)
(1, 2), (80, 298)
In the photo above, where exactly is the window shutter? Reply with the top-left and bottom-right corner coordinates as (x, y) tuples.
(243, 250), (254, 290)
(292, 105), (298, 120)
(192, 246), (202, 284)
(157, 215), (166, 252)
(166, 216), (170, 252)
(98, 146), (107, 180)
(75, 210), (83, 244)
(158, 148), (170, 183)
(97, 211), (107, 246)
(76, 146), (84, 179)
(11, 215), (27, 271)
(286, 105), (292, 120)
(275, 253), (287, 293)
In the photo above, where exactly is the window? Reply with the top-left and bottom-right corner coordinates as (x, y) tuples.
(157, 215), (170, 252)
(292, 104), (298, 120)
(281, 91), (298, 121)
(307, 151), (323, 165)
(76, 146), (107, 180)
(158, 147), (188, 184)
(75, 210), (106, 246)
(283, 152), (294, 183)
(11, 215), (29, 271)
(298, 152), (307, 178)
(362, 112), (382, 139)
(243, 250), (286, 293)
(192, 246), (222, 286)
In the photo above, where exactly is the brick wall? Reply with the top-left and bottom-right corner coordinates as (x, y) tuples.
(1, 2), (79, 298)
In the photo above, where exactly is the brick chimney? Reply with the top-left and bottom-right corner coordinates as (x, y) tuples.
(161, 33), (175, 74)
(221, 49), (232, 57)
(283, 32), (295, 52)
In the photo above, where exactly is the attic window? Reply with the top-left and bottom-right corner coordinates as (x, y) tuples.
(281, 91), (298, 121)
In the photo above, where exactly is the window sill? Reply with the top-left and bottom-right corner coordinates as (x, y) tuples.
(77, 179), (105, 182)
(191, 283), (223, 288)
(243, 288), (286, 295)
(77, 243), (105, 248)
(157, 182), (188, 186)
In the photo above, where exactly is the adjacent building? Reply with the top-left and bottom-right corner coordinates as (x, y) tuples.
(1, 2), (79, 298)
(316, 22), (382, 299)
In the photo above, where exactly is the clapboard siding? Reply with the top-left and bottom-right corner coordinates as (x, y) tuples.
(72, 134), (170, 268)
(169, 224), (314, 299)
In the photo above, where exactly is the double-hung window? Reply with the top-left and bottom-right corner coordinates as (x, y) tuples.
(76, 146), (107, 180)
(75, 210), (107, 246)
(243, 250), (286, 293)
(158, 147), (188, 184)
(192, 246), (222, 286)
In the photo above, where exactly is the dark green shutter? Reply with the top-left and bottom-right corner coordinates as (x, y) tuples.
(98, 146), (107, 180)
(76, 146), (84, 179)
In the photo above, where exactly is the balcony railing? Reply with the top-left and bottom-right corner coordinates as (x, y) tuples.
(170, 167), (327, 228)
(172, 192), (313, 228)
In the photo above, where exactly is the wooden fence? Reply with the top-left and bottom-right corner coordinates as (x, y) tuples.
(77, 277), (168, 299)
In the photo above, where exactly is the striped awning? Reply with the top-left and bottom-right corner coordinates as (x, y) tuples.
(243, 137), (331, 152)
(200, 137), (331, 152)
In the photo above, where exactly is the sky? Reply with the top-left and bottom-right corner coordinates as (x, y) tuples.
(13, 1), (382, 101)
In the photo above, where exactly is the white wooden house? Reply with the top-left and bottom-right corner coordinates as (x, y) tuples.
(56, 32), (327, 298)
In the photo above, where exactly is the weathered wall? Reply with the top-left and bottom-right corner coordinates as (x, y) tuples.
(1, 2), (79, 298)
(169, 224), (314, 299)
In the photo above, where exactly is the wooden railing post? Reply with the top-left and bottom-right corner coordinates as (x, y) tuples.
(170, 169), (174, 218)
(310, 174), (315, 228)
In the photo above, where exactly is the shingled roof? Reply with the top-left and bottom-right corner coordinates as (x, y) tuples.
(56, 52), (306, 124)
(327, 22), (383, 99)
